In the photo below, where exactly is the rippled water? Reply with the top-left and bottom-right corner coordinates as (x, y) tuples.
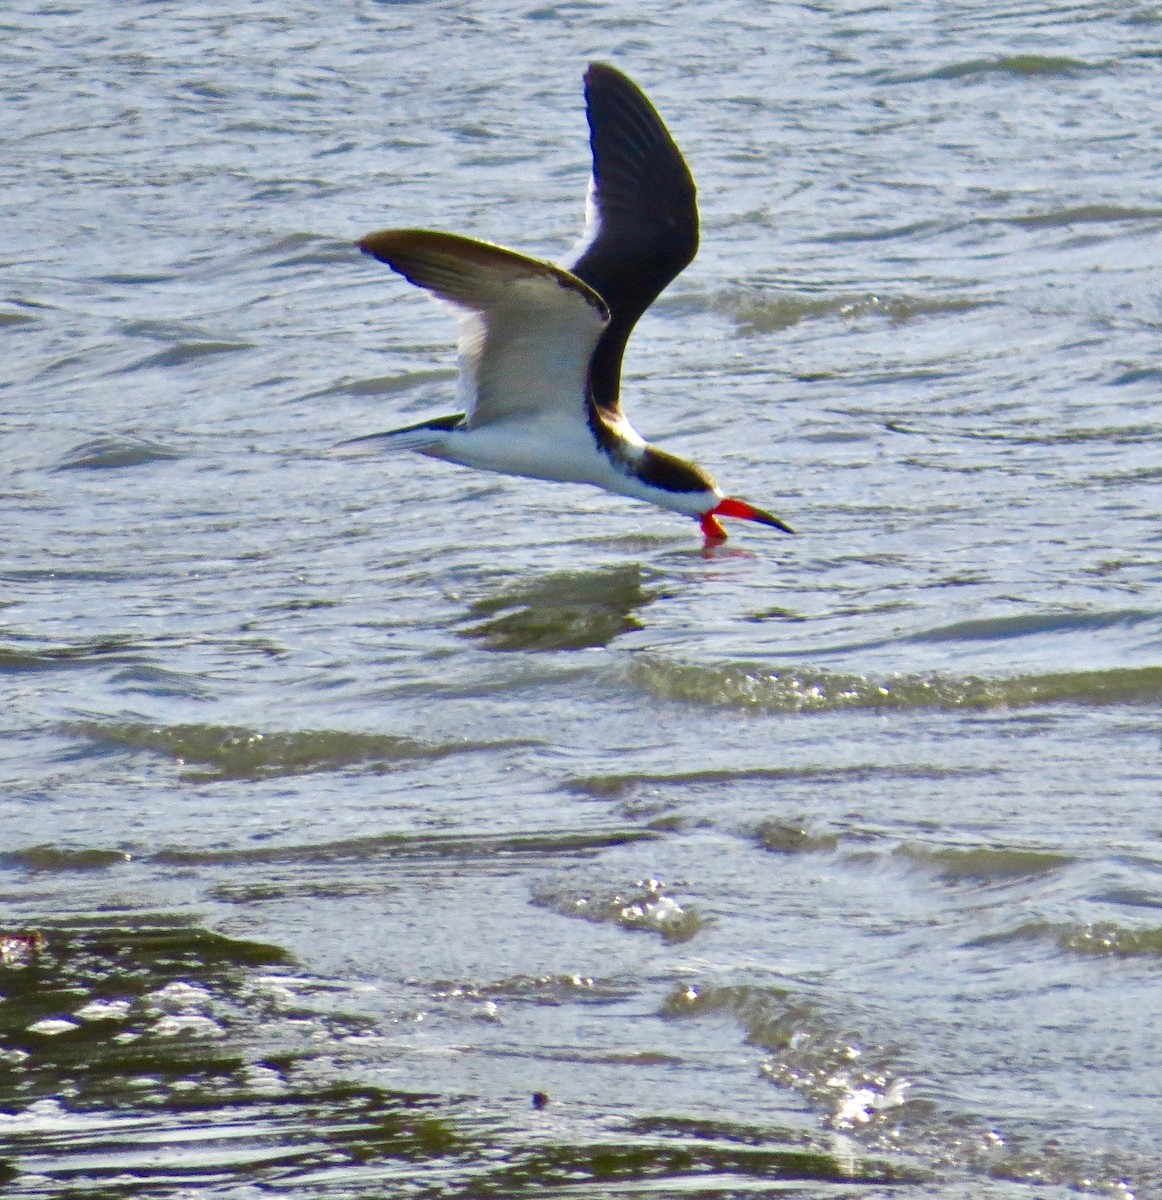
(3, 1), (1161, 1196)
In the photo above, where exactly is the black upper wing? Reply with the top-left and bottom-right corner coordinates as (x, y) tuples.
(568, 63), (699, 415)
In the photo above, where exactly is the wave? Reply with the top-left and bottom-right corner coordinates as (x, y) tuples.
(0, 635), (143, 672)
(532, 876), (703, 943)
(670, 286), (987, 335)
(58, 436), (182, 470)
(876, 843), (1074, 883)
(122, 340), (253, 371)
(664, 982), (913, 1133)
(1006, 203), (1162, 229)
(0, 309), (38, 326)
(568, 762), (983, 800)
(304, 367), (456, 400)
(972, 920), (1162, 960)
(886, 55), (1101, 83)
(0, 847), (132, 873)
(623, 656), (1162, 713)
(907, 608), (1156, 643)
(67, 720), (533, 781)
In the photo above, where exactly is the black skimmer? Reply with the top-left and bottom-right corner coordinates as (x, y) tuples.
(353, 63), (795, 545)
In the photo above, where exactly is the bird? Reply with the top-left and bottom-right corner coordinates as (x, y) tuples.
(352, 63), (795, 545)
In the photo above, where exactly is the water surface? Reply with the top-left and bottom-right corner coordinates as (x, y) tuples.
(3, 1), (1161, 1196)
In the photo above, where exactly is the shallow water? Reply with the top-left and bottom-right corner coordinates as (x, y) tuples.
(3, 1), (1161, 1196)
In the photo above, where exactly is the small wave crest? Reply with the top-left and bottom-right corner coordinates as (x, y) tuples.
(58, 436), (182, 470)
(624, 657), (1162, 713)
(68, 721), (523, 781)
(123, 340), (253, 372)
(664, 983), (912, 1134)
(973, 920), (1162, 960)
(888, 55), (1100, 83)
(684, 286), (985, 335)
(532, 876), (703, 943)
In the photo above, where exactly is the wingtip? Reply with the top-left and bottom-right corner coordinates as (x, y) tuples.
(583, 61), (645, 98)
(585, 60), (618, 80)
(359, 229), (410, 264)
(358, 230), (389, 262)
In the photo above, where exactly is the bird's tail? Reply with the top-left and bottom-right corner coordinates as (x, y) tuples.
(338, 412), (465, 453)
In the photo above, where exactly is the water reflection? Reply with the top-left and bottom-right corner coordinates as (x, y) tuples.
(459, 564), (660, 652)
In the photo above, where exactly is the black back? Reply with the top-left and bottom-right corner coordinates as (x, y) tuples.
(570, 64), (699, 415)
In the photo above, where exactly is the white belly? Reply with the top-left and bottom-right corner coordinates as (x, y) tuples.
(420, 412), (716, 518)
(431, 415), (621, 487)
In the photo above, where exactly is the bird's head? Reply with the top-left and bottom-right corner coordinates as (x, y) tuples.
(699, 496), (796, 543)
(631, 446), (795, 542)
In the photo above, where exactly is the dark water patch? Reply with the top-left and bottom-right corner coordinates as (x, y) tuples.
(891, 844), (1075, 884)
(264, 233), (359, 269)
(210, 878), (377, 902)
(625, 657), (1162, 713)
(0, 634), (144, 673)
(1065, 923), (1162, 957)
(0, 1091), (465, 1195)
(567, 762), (986, 800)
(108, 662), (215, 700)
(252, 176), (342, 203)
(1093, 886), (1162, 912)
(910, 608), (1155, 644)
(57, 435), (182, 470)
(466, 1134), (911, 1190)
(1006, 204), (1162, 229)
(1, 847), (132, 874)
(0, 310), (38, 326)
(1092, 464), (1162, 485)
(1111, 366), (1162, 386)
(959, 422), (1160, 446)
(624, 1113), (914, 1183)
(228, 118), (307, 135)
(67, 720), (523, 781)
(180, 78), (232, 102)
(755, 820), (841, 855)
(94, 271), (177, 286)
(532, 876), (703, 943)
(0, 646), (79, 672)
(123, 340), (253, 371)
(119, 317), (192, 341)
(0, 914), (476, 1195)
(974, 920), (1162, 960)
(157, 826), (653, 868)
(307, 367), (456, 400)
(887, 55), (1101, 83)
(626, 1111), (802, 1147)
(0, 916), (289, 1103)
(0, 568), (135, 585)
(460, 565), (660, 652)
(817, 218), (948, 244)
(787, 430), (874, 447)
(272, 596), (342, 612)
